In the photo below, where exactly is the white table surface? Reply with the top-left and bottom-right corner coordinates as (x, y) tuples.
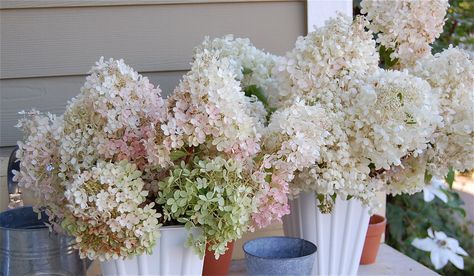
(87, 244), (437, 276)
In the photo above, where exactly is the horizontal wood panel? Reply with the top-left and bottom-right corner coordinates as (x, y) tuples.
(0, 1), (305, 79)
(0, 0), (302, 9)
(0, 71), (185, 146)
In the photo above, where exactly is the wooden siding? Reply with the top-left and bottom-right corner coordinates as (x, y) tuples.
(0, 0), (306, 146)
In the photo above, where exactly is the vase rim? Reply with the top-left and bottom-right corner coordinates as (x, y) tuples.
(243, 236), (317, 260)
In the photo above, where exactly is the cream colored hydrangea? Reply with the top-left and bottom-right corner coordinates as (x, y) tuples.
(63, 160), (161, 260)
(361, 0), (449, 67)
(195, 35), (277, 111)
(163, 45), (262, 159)
(273, 14), (379, 108)
(410, 47), (474, 178)
(349, 69), (441, 170)
(272, 14), (381, 210)
(14, 110), (65, 223)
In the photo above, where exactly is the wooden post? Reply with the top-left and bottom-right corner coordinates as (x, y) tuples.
(307, 0), (353, 32)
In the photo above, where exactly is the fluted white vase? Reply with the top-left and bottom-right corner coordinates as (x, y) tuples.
(101, 226), (204, 276)
(283, 192), (370, 276)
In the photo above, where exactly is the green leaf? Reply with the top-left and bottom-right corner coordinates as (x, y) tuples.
(243, 85), (269, 106)
(379, 45), (399, 69)
(445, 168), (455, 188)
(242, 67), (253, 75)
(424, 171), (433, 184)
(170, 150), (188, 161)
(397, 92), (403, 103)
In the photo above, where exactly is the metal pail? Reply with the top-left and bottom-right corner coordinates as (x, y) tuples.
(0, 206), (87, 276)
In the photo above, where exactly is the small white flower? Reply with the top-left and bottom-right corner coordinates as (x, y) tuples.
(423, 178), (448, 203)
(412, 228), (469, 270)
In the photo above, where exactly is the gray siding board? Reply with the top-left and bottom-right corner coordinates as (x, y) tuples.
(0, 0), (305, 145)
(0, 1), (301, 10)
(0, 1), (305, 79)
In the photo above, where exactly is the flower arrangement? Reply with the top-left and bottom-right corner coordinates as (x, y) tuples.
(11, 0), (473, 271)
(15, 58), (166, 260)
(271, 1), (473, 217)
(361, 0), (449, 67)
(272, 14), (383, 211)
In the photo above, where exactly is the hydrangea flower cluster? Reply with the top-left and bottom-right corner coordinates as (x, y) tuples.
(152, 36), (286, 256)
(60, 57), (169, 174)
(194, 35), (278, 110)
(410, 47), (474, 178)
(157, 157), (257, 258)
(62, 160), (161, 260)
(273, 14), (379, 108)
(15, 58), (168, 260)
(349, 69), (441, 171)
(162, 44), (263, 159)
(251, 100), (332, 227)
(14, 111), (65, 221)
(272, 14), (383, 210)
(361, 0), (449, 67)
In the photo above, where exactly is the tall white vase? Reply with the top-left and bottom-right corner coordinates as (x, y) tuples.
(283, 192), (370, 276)
(101, 226), (204, 276)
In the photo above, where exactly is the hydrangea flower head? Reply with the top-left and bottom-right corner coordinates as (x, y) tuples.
(361, 0), (449, 67)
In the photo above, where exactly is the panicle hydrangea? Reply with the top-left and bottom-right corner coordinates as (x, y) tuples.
(195, 35), (278, 111)
(361, 0), (449, 67)
(15, 58), (169, 260)
(62, 160), (161, 260)
(349, 69), (442, 170)
(60, 57), (169, 178)
(163, 43), (262, 160)
(410, 47), (474, 178)
(272, 14), (382, 211)
(13, 110), (65, 222)
(251, 100), (332, 227)
(273, 14), (379, 108)
(376, 153), (429, 195)
(157, 157), (258, 258)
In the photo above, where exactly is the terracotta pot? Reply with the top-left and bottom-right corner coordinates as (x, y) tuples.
(360, 214), (387, 265)
(202, 241), (234, 276)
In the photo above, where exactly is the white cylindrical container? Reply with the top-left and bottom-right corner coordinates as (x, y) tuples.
(101, 226), (204, 276)
(283, 192), (370, 276)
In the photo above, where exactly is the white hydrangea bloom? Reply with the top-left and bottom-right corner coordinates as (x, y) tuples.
(164, 45), (262, 159)
(14, 110), (66, 222)
(349, 69), (441, 170)
(273, 14), (379, 108)
(60, 57), (169, 177)
(377, 153), (428, 195)
(410, 47), (474, 178)
(361, 0), (449, 67)
(272, 14), (381, 210)
(195, 35), (277, 110)
(63, 160), (161, 260)
(263, 100), (332, 172)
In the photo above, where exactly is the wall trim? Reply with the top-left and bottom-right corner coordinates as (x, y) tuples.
(0, 0), (302, 10)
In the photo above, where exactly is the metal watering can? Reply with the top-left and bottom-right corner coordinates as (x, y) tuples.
(1, 147), (89, 276)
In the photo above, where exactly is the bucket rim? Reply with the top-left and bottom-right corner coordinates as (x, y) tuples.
(0, 206), (50, 232)
(243, 236), (317, 260)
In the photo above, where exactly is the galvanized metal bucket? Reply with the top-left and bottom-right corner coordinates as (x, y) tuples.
(0, 206), (88, 276)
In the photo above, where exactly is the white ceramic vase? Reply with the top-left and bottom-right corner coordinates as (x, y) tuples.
(283, 192), (370, 276)
(101, 226), (204, 276)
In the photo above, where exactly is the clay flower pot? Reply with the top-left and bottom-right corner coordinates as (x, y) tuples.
(360, 214), (387, 265)
(202, 241), (234, 276)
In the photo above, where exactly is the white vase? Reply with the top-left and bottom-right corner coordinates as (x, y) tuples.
(283, 192), (370, 276)
(101, 226), (204, 276)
